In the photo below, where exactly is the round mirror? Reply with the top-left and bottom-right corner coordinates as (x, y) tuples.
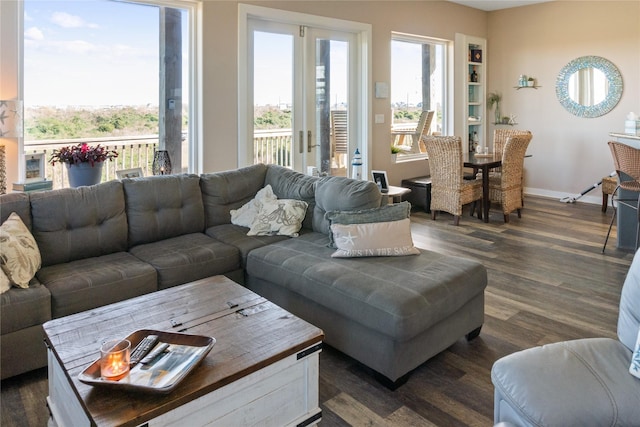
(556, 56), (623, 118)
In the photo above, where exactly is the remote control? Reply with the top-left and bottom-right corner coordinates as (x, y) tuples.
(129, 334), (159, 366)
(140, 342), (170, 365)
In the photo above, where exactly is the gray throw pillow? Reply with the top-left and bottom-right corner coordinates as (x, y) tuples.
(324, 201), (411, 248)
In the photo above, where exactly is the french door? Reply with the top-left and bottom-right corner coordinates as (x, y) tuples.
(247, 18), (358, 177)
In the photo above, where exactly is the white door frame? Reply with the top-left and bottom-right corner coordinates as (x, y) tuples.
(238, 4), (372, 177)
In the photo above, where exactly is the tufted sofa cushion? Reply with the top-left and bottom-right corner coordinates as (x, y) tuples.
(247, 232), (486, 341)
(1, 281), (50, 336)
(0, 193), (31, 229)
(37, 251), (157, 317)
(129, 233), (239, 290)
(200, 164), (268, 228)
(123, 174), (205, 247)
(29, 181), (128, 266)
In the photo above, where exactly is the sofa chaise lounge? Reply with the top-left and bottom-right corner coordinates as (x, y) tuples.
(1, 164), (487, 387)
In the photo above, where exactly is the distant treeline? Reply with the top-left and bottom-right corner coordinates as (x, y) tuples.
(25, 105), (293, 140)
(25, 106), (162, 140)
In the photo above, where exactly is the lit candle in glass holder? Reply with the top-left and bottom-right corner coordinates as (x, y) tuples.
(100, 339), (131, 380)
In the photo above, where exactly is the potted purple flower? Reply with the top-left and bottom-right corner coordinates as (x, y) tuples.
(49, 143), (118, 187)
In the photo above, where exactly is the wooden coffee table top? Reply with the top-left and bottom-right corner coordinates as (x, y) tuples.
(43, 275), (324, 427)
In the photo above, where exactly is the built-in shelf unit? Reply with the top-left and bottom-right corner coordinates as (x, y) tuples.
(455, 33), (487, 152)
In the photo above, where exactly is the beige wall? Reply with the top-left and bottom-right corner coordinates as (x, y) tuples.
(487, 1), (640, 202)
(201, 0), (487, 185)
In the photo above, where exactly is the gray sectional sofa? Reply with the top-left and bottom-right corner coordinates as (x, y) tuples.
(1, 163), (487, 387)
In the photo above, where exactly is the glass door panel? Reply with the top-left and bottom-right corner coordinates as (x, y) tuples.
(252, 28), (297, 169)
(311, 36), (349, 177)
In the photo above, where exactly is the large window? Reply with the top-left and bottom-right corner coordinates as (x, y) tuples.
(391, 33), (448, 160)
(23, 0), (199, 187)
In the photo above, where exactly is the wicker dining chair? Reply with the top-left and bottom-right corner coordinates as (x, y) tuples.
(602, 141), (640, 253)
(423, 135), (483, 225)
(487, 133), (533, 223)
(490, 129), (532, 176)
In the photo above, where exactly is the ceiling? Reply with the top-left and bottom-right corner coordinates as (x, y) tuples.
(447, 0), (554, 11)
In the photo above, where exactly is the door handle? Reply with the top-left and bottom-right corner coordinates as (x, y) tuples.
(307, 130), (312, 153)
(299, 131), (304, 154)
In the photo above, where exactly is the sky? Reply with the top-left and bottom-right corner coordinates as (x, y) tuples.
(253, 31), (349, 108)
(24, 0), (181, 107)
(22, 0), (428, 109)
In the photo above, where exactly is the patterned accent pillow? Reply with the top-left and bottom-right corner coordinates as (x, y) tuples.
(248, 199), (309, 237)
(325, 201), (411, 248)
(330, 218), (420, 258)
(230, 185), (277, 228)
(0, 268), (10, 294)
(0, 212), (41, 288)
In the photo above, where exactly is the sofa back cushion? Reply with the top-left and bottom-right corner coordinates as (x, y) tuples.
(29, 181), (128, 266)
(619, 248), (640, 351)
(313, 177), (381, 234)
(0, 193), (31, 230)
(200, 164), (268, 228)
(265, 165), (318, 230)
(123, 174), (204, 247)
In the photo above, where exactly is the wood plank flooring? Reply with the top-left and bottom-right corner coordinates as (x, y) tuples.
(1, 195), (633, 426)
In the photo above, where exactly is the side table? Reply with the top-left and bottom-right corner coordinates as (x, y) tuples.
(385, 185), (411, 204)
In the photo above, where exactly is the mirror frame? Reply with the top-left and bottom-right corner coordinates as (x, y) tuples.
(555, 55), (623, 118)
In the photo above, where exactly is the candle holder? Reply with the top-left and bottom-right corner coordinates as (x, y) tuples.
(100, 339), (131, 380)
(152, 150), (172, 175)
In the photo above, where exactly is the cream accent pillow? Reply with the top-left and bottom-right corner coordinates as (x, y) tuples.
(331, 218), (420, 258)
(0, 268), (10, 294)
(248, 199), (309, 237)
(230, 185), (277, 228)
(0, 212), (41, 288)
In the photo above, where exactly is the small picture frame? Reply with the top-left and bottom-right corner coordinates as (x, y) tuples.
(371, 170), (389, 193)
(25, 153), (46, 183)
(116, 167), (144, 179)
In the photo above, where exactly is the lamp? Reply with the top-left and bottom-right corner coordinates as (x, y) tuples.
(0, 100), (23, 138)
(152, 150), (172, 175)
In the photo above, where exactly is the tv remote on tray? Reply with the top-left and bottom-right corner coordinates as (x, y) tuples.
(129, 334), (159, 366)
(140, 343), (170, 365)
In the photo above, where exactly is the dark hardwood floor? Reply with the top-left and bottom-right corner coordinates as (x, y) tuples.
(1, 195), (633, 426)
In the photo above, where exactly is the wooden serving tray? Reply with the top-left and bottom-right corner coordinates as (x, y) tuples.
(78, 329), (215, 394)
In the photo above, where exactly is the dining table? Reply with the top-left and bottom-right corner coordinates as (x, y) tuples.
(464, 152), (502, 223)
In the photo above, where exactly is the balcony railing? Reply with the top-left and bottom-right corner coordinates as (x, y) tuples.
(25, 135), (159, 190)
(253, 129), (292, 169)
(24, 130), (294, 190)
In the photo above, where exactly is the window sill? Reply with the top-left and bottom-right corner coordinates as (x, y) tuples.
(393, 153), (428, 163)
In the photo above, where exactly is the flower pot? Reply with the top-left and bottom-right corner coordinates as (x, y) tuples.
(67, 162), (104, 188)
